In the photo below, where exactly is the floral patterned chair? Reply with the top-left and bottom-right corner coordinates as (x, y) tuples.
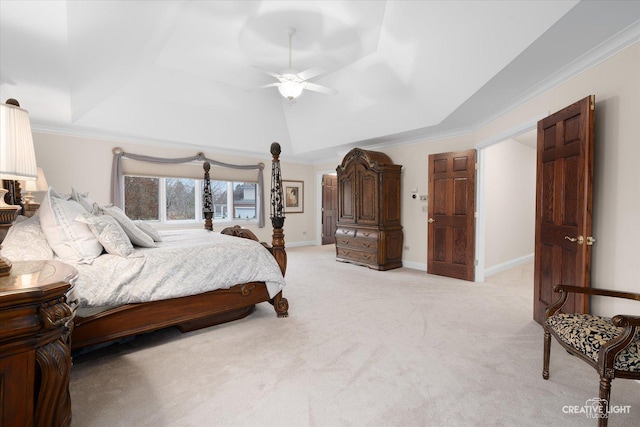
(543, 285), (640, 427)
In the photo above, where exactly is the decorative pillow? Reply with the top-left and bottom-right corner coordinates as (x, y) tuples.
(0, 214), (54, 261)
(76, 213), (134, 257)
(39, 187), (104, 264)
(101, 205), (156, 248)
(71, 187), (100, 215)
(134, 220), (163, 242)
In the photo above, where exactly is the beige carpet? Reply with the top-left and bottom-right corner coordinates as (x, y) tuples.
(70, 244), (639, 426)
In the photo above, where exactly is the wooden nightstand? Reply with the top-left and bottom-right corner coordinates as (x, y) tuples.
(0, 261), (77, 427)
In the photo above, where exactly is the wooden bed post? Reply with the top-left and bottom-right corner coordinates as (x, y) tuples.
(269, 142), (287, 277)
(202, 161), (213, 231)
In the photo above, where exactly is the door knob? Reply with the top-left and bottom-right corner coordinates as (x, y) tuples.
(428, 218), (435, 223)
(564, 235), (584, 245)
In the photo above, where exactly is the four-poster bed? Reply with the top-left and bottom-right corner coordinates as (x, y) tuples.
(71, 143), (289, 350)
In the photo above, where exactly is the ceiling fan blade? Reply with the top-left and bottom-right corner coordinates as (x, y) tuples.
(297, 67), (326, 81)
(304, 82), (338, 96)
(255, 82), (280, 89)
(250, 82), (280, 90)
(252, 66), (282, 79)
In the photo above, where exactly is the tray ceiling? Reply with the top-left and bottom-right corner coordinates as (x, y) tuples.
(1, 1), (638, 162)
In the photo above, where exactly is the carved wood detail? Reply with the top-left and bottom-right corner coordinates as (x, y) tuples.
(0, 261), (75, 427)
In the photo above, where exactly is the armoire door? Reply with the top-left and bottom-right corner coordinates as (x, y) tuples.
(355, 163), (378, 225)
(533, 95), (595, 324)
(338, 164), (355, 224)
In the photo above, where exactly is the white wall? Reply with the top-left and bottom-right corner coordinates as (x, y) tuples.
(483, 139), (536, 273)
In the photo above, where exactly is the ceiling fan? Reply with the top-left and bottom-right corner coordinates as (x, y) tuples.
(254, 27), (338, 103)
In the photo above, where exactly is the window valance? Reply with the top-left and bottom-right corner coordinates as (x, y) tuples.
(111, 147), (265, 228)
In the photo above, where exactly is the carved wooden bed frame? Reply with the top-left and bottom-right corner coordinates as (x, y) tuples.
(71, 146), (289, 351)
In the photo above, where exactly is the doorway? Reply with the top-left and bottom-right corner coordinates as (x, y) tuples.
(482, 132), (536, 278)
(475, 115), (546, 283)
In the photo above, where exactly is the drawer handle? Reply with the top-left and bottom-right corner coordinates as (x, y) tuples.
(341, 230), (349, 234)
(362, 242), (371, 248)
(341, 240), (349, 245)
(343, 251), (350, 256)
(362, 232), (371, 236)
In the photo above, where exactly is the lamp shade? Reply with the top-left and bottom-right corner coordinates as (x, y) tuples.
(24, 167), (48, 192)
(0, 102), (37, 180)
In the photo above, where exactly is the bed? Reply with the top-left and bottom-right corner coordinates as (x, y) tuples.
(0, 145), (289, 351)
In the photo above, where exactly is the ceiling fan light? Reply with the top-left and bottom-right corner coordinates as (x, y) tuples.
(278, 80), (303, 100)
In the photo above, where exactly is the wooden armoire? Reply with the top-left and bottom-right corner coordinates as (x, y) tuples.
(335, 148), (403, 270)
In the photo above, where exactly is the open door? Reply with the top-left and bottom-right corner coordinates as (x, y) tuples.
(427, 150), (476, 281)
(321, 174), (338, 245)
(533, 95), (595, 325)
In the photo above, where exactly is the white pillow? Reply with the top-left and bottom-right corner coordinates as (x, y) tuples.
(39, 187), (104, 264)
(71, 187), (100, 215)
(102, 205), (156, 248)
(0, 214), (54, 261)
(76, 213), (134, 257)
(134, 220), (163, 242)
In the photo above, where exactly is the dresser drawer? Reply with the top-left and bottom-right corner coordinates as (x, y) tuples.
(336, 227), (356, 238)
(336, 236), (378, 251)
(355, 229), (378, 240)
(336, 247), (378, 265)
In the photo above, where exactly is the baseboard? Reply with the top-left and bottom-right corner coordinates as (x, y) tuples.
(484, 253), (534, 277)
(402, 260), (427, 271)
(286, 240), (318, 248)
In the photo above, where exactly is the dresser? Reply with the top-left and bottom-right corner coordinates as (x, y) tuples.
(0, 260), (77, 427)
(335, 148), (403, 270)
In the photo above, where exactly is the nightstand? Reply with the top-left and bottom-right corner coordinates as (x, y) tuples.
(0, 261), (77, 427)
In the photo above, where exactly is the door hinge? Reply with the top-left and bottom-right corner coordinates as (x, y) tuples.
(475, 163), (479, 170)
(474, 260), (478, 266)
(321, 207), (325, 212)
(590, 95), (595, 111)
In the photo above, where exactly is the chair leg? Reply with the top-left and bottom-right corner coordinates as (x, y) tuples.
(543, 329), (551, 379)
(598, 377), (611, 427)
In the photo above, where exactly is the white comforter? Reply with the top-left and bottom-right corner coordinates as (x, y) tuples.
(73, 229), (285, 307)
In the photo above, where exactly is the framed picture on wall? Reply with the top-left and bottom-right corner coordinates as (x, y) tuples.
(283, 180), (304, 213)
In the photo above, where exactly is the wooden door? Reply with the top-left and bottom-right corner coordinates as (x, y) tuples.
(322, 174), (338, 244)
(427, 150), (476, 281)
(533, 95), (595, 324)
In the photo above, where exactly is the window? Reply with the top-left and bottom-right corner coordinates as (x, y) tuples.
(166, 178), (196, 220)
(124, 176), (159, 220)
(124, 175), (258, 224)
